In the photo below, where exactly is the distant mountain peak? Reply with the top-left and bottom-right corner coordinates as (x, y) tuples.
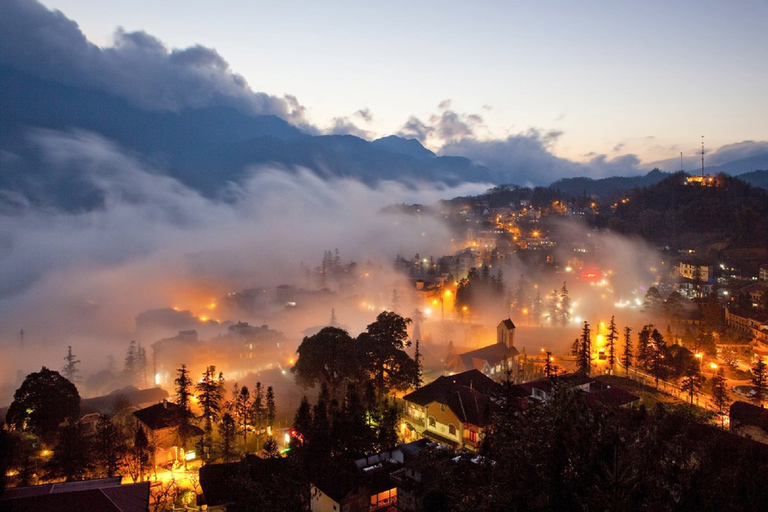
(371, 135), (436, 160)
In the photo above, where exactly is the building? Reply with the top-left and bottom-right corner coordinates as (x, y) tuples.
(132, 400), (203, 468)
(730, 401), (768, 444)
(0, 477), (149, 511)
(444, 319), (519, 381)
(402, 369), (502, 451)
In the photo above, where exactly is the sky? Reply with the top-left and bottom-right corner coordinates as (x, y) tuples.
(36, 0), (768, 167)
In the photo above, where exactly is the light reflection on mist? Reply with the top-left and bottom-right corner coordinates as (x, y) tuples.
(0, 129), (489, 403)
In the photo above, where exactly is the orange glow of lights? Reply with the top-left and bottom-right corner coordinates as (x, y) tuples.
(289, 358), (295, 365)
(710, 362), (718, 370)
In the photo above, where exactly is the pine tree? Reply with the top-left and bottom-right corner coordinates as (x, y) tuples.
(559, 282), (571, 326)
(606, 316), (618, 373)
(252, 382), (265, 446)
(94, 414), (126, 477)
(544, 351), (554, 378)
(621, 327), (633, 375)
(680, 366), (702, 404)
(576, 321), (592, 375)
(549, 289), (560, 325)
(711, 367), (729, 427)
(236, 386), (251, 451)
(648, 329), (668, 388)
(414, 339), (423, 387)
(137, 343), (148, 388)
(751, 358), (767, 405)
(62, 346), (81, 383)
(532, 289), (543, 327)
(636, 325), (653, 371)
(266, 386), (276, 434)
(174, 364), (194, 467)
(124, 340), (138, 385)
(218, 413), (237, 462)
(195, 366), (224, 462)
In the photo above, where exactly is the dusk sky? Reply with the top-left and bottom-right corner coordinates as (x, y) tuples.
(38, 0), (768, 169)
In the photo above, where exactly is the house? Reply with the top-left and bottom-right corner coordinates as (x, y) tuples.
(444, 319), (519, 381)
(519, 373), (593, 401)
(199, 456), (287, 511)
(310, 440), (429, 512)
(132, 400), (203, 468)
(0, 477), (149, 512)
(402, 369), (502, 451)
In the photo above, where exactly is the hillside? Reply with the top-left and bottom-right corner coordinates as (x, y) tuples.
(606, 172), (768, 250)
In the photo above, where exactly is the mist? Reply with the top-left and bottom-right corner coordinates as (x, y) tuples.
(0, 128), (492, 405)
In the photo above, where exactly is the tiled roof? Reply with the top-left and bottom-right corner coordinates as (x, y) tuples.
(404, 369), (502, 407)
(1, 478), (150, 512)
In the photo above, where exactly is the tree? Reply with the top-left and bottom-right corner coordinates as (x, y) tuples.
(576, 321), (592, 375)
(359, 311), (419, 398)
(266, 386), (276, 434)
(236, 385), (251, 450)
(125, 426), (153, 482)
(559, 282), (571, 326)
(252, 382), (266, 447)
(711, 367), (730, 428)
(262, 436), (279, 459)
(6, 367), (80, 444)
(751, 358), (768, 405)
(531, 289), (543, 327)
(621, 327), (633, 375)
(414, 339), (423, 387)
(174, 364), (195, 464)
(292, 327), (358, 398)
(636, 325), (653, 371)
(124, 340), (138, 386)
(218, 413), (237, 463)
(648, 329), (668, 388)
(544, 351), (554, 378)
(94, 414), (126, 477)
(45, 422), (91, 481)
(680, 366), (703, 404)
(606, 316), (618, 373)
(643, 287), (663, 313)
(548, 288), (560, 325)
(62, 346), (81, 383)
(195, 366), (224, 462)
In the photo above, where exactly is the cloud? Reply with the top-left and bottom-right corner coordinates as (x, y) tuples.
(706, 140), (768, 166)
(0, 128), (488, 347)
(0, 0), (306, 123)
(354, 108), (373, 123)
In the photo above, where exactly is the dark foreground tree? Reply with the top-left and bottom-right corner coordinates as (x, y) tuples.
(292, 327), (358, 398)
(45, 422), (91, 481)
(94, 414), (127, 477)
(576, 321), (592, 375)
(6, 367), (80, 444)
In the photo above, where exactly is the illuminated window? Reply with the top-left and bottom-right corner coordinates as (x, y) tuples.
(469, 430), (477, 443)
(448, 424), (456, 436)
(429, 417), (436, 428)
(440, 404), (446, 412)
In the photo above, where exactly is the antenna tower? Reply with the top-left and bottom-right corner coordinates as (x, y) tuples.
(701, 135), (705, 177)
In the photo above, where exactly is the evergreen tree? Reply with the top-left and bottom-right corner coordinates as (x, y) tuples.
(252, 382), (265, 447)
(606, 316), (618, 373)
(648, 329), (668, 388)
(218, 413), (237, 463)
(195, 366), (224, 462)
(126, 426), (153, 482)
(621, 327), (633, 375)
(548, 289), (560, 325)
(711, 367), (730, 428)
(124, 340), (138, 385)
(62, 346), (81, 383)
(559, 282), (571, 326)
(137, 343), (148, 388)
(636, 325), (653, 371)
(680, 366), (703, 404)
(751, 358), (768, 405)
(174, 364), (194, 463)
(266, 386), (276, 434)
(532, 289), (543, 327)
(262, 436), (279, 459)
(513, 274), (530, 315)
(414, 339), (423, 387)
(45, 422), (91, 482)
(94, 414), (126, 477)
(235, 386), (251, 450)
(544, 351), (554, 379)
(576, 321), (592, 375)
(377, 399), (400, 451)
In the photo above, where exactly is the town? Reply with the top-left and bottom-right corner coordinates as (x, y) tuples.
(3, 171), (768, 511)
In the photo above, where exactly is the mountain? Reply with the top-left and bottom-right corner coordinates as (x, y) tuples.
(607, 172), (768, 250)
(370, 135), (436, 160)
(737, 170), (768, 189)
(549, 169), (670, 200)
(0, 65), (494, 210)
